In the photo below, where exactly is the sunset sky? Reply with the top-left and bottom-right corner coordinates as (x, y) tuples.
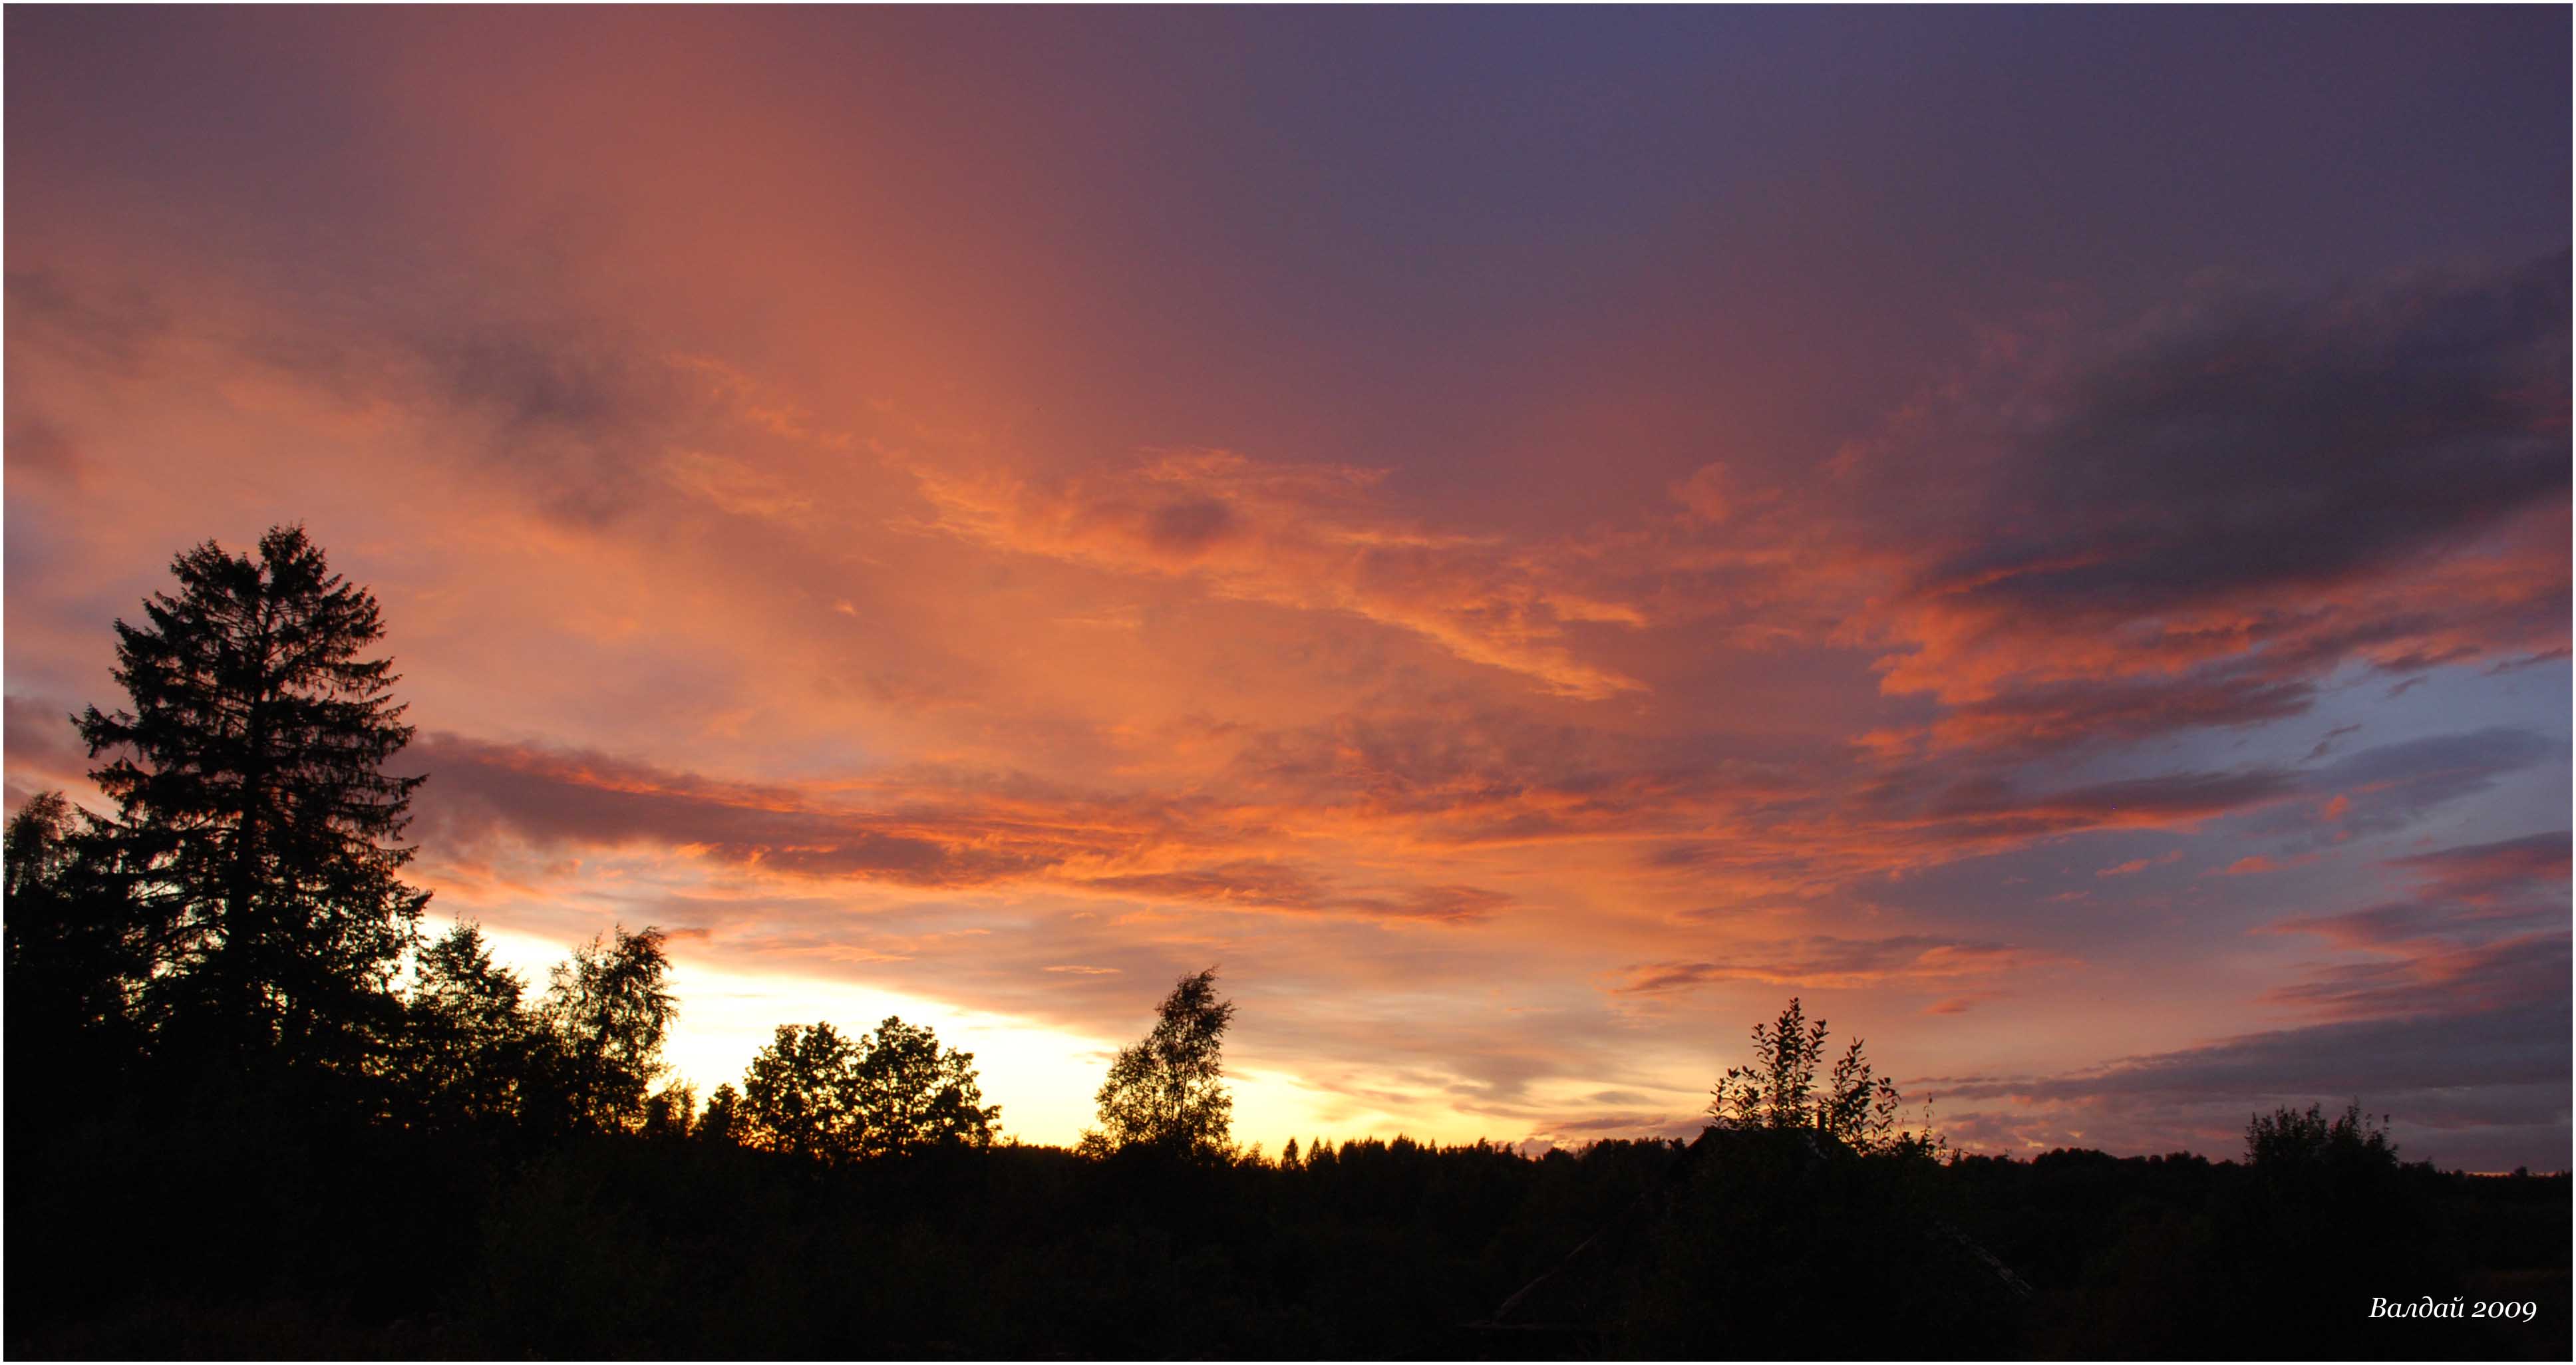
(7, 9), (2569, 1169)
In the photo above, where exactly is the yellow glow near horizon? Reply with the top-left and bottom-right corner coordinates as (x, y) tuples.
(461, 918), (1414, 1151)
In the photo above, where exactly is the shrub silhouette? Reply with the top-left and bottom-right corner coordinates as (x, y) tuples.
(1709, 996), (1933, 1153)
(2246, 1099), (2399, 1171)
(1595, 998), (1997, 1354)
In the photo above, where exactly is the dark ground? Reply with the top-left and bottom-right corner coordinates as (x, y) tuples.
(9, 1100), (2566, 1360)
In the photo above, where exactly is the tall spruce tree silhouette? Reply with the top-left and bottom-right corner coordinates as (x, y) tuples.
(75, 525), (430, 1076)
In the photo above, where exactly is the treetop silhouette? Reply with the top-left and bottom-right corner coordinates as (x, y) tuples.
(1710, 996), (1921, 1153)
(2246, 1100), (2400, 1172)
(73, 524), (429, 1070)
(1080, 967), (1235, 1160)
(5, 790), (146, 1075)
(737, 1015), (999, 1163)
(399, 921), (534, 1133)
(11, 526), (2547, 1363)
(532, 923), (679, 1136)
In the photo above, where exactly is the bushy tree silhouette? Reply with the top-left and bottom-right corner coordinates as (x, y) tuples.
(73, 525), (428, 1072)
(526, 924), (677, 1135)
(851, 1015), (1001, 1155)
(641, 1080), (698, 1139)
(740, 1020), (862, 1161)
(1080, 967), (1235, 1159)
(698, 1081), (744, 1145)
(2245, 1100), (2398, 1171)
(5, 792), (79, 897)
(739, 1016), (999, 1163)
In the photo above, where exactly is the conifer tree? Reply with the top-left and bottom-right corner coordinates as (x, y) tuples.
(399, 921), (535, 1133)
(3, 790), (147, 1085)
(74, 526), (429, 1071)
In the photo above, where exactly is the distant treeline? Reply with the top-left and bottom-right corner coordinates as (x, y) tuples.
(9, 1104), (2566, 1358)
(7, 528), (2566, 1360)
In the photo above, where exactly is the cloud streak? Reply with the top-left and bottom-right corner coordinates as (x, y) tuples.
(909, 451), (1650, 700)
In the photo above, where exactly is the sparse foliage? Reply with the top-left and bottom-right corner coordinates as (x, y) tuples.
(1710, 997), (1922, 1153)
(5, 791), (80, 896)
(529, 924), (677, 1134)
(1080, 967), (1236, 1160)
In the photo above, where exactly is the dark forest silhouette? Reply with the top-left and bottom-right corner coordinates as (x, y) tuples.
(5, 528), (2565, 1359)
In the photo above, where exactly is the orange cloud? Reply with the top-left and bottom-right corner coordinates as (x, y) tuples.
(907, 450), (1649, 699)
(2096, 850), (2183, 877)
